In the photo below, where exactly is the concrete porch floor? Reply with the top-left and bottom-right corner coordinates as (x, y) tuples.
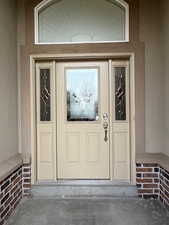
(7, 198), (169, 225)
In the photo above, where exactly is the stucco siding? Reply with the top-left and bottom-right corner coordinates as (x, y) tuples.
(139, 0), (165, 154)
(0, 0), (18, 163)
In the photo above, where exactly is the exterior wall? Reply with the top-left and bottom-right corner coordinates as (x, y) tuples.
(162, 0), (169, 157)
(16, 0), (169, 167)
(160, 167), (169, 208)
(139, 0), (169, 157)
(17, 0), (168, 160)
(22, 163), (31, 196)
(0, 166), (22, 225)
(136, 163), (169, 208)
(0, 0), (18, 163)
(136, 163), (160, 198)
(139, 0), (165, 154)
(0, 163), (32, 225)
(18, 0), (146, 161)
(17, 0), (26, 155)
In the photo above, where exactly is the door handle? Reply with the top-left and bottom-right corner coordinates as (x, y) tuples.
(103, 121), (108, 142)
(103, 113), (109, 142)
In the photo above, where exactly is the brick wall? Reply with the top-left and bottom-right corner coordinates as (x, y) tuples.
(0, 163), (32, 225)
(136, 163), (169, 208)
(136, 163), (160, 199)
(22, 164), (31, 197)
(0, 166), (22, 225)
(160, 167), (169, 209)
(1, 162), (169, 225)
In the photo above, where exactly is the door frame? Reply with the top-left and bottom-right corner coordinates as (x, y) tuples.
(30, 53), (136, 184)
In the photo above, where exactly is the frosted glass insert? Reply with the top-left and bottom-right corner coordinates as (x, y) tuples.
(66, 69), (99, 121)
(38, 0), (126, 43)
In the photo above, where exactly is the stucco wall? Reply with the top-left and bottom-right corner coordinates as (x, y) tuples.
(17, 0), (168, 160)
(162, 0), (169, 156)
(0, 0), (167, 167)
(18, 0), (146, 160)
(0, 0), (18, 163)
(139, 0), (165, 154)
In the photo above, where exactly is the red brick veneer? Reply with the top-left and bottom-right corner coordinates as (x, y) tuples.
(136, 163), (160, 199)
(136, 163), (169, 208)
(22, 164), (31, 197)
(160, 167), (169, 209)
(0, 163), (32, 225)
(0, 166), (22, 225)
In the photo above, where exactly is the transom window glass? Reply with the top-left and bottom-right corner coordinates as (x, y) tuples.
(35, 0), (129, 44)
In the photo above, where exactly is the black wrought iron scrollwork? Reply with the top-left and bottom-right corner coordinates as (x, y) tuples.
(115, 67), (126, 121)
(40, 69), (51, 121)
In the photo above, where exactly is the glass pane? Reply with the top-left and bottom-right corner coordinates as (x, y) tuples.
(115, 67), (126, 120)
(38, 0), (126, 43)
(66, 69), (99, 121)
(40, 69), (51, 121)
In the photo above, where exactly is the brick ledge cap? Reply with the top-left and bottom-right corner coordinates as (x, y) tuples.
(21, 153), (31, 165)
(136, 153), (169, 171)
(0, 153), (23, 181)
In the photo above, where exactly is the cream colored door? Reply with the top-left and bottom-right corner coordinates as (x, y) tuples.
(35, 60), (131, 182)
(56, 61), (110, 179)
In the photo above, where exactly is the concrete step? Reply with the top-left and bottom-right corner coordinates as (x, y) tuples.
(31, 182), (138, 199)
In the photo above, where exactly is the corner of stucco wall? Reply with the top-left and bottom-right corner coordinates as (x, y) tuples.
(139, 0), (166, 155)
(163, 0), (169, 157)
(0, 0), (19, 164)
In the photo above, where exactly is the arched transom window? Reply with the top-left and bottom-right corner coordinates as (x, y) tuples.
(35, 0), (129, 44)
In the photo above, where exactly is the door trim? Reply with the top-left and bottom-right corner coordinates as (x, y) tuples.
(30, 53), (136, 184)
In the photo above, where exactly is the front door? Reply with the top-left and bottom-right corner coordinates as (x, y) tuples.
(56, 61), (110, 179)
(35, 60), (131, 182)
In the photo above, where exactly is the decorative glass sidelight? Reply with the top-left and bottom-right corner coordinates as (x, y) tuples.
(115, 67), (126, 120)
(66, 68), (99, 121)
(40, 69), (51, 121)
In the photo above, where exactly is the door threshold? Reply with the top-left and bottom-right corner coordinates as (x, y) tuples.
(35, 179), (131, 186)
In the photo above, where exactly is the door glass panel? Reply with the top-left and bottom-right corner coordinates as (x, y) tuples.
(66, 68), (99, 121)
(40, 69), (51, 121)
(115, 67), (126, 120)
